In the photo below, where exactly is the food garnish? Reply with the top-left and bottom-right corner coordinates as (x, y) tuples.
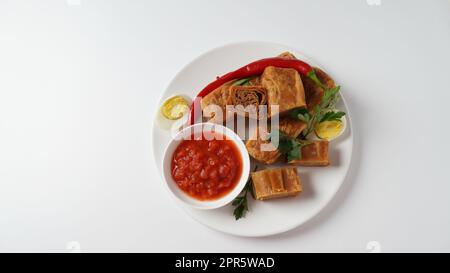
(245, 118), (306, 165)
(232, 77), (252, 86)
(232, 166), (257, 220)
(161, 96), (190, 120)
(319, 111), (346, 123)
(269, 130), (313, 162)
(314, 120), (344, 140)
(189, 57), (317, 124)
(291, 86), (345, 138)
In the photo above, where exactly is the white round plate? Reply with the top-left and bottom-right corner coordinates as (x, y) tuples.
(152, 41), (353, 237)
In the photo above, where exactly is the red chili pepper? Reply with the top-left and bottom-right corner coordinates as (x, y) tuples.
(189, 57), (315, 125)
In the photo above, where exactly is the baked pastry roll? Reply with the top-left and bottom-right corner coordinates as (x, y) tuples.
(288, 140), (330, 166)
(278, 117), (307, 139)
(301, 68), (335, 111)
(200, 81), (234, 123)
(247, 76), (261, 86)
(276, 52), (335, 112)
(251, 167), (302, 200)
(245, 127), (280, 165)
(261, 66), (306, 117)
(245, 117), (306, 164)
(226, 86), (267, 119)
(277, 51), (297, 59)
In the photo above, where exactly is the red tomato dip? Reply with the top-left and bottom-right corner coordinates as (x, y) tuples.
(171, 132), (243, 201)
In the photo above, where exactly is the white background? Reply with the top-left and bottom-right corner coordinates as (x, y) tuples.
(0, 0), (449, 252)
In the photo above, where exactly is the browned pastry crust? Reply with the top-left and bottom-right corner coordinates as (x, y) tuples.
(245, 126), (280, 165)
(200, 80), (234, 123)
(301, 68), (335, 111)
(277, 52), (336, 111)
(252, 167), (302, 200)
(278, 117), (307, 139)
(247, 76), (261, 86)
(288, 140), (330, 166)
(277, 51), (297, 59)
(245, 117), (306, 164)
(226, 85), (267, 119)
(261, 66), (306, 117)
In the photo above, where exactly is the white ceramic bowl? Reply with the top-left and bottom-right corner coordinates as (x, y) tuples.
(162, 122), (251, 210)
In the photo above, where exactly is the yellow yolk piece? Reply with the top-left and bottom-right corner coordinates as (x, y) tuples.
(161, 96), (189, 120)
(314, 120), (343, 140)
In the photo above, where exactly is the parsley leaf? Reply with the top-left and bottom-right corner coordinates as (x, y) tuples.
(233, 77), (252, 86)
(232, 166), (257, 220)
(291, 70), (345, 137)
(232, 196), (247, 220)
(290, 108), (311, 123)
(322, 86), (341, 106)
(269, 130), (312, 161)
(287, 143), (301, 162)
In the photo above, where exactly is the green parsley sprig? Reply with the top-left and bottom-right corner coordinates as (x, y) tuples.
(269, 130), (312, 161)
(232, 166), (257, 220)
(291, 73), (345, 137)
(232, 77), (252, 86)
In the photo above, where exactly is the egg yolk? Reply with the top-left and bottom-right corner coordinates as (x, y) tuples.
(315, 120), (343, 140)
(161, 96), (189, 120)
